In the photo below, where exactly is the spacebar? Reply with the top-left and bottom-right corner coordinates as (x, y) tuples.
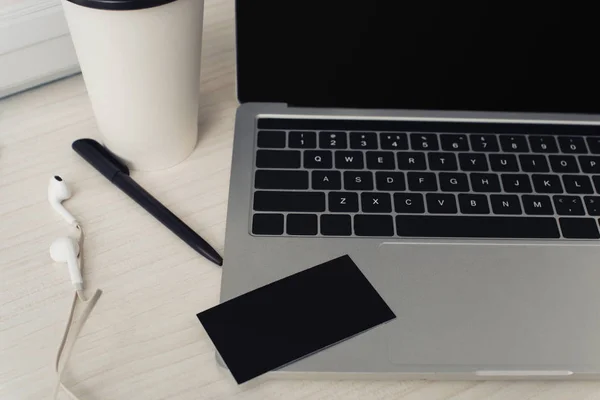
(395, 216), (560, 239)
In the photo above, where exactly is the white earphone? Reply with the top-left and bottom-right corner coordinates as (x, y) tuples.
(48, 175), (77, 225)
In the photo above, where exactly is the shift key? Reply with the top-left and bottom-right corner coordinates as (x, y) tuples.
(254, 191), (326, 212)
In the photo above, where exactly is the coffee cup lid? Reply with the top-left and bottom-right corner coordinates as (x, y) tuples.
(65, 0), (178, 10)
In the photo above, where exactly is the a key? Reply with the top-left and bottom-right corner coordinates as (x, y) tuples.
(375, 172), (405, 191)
(491, 195), (522, 215)
(553, 195), (585, 215)
(532, 174), (563, 194)
(562, 175), (593, 194)
(254, 170), (309, 189)
(350, 132), (378, 149)
(519, 154), (549, 172)
(441, 134), (469, 151)
(458, 153), (489, 171)
(328, 192), (359, 212)
(470, 173), (502, 193)
(407, 172), (437, 191)
(361, 192), (392, 213)
(394, 193), (425, 213)
(256, 150), (301, 169)
(580, 156), (600, 173)
(286, 214), (318, 235)
(458, 194), (490, 214)
(320, 214), (352, 236)
(426, 193), (458, 214)
(558, 136), (588, 154)
(500, 135), (529, 153)
(397, 152), (427, 170)
(257, 130), (286, 148)
(319, 131), (347, 149)
(489, 154), (519, 172)
(559, 218), (600, 239)
(252, 213), (284, 235)
(593, 176), (600, 193)
(366, 151), (396, 170)
(470, 134), (499, 152)
(312, 171), (341, 190)
(529, 136), (558, 153)
(289, 131), (317, 148)
(501, 174), (532, 193)
(428, 152), (458, 171)
(587, 137), (600, 154)
(344, 171), (373, 190)
(254, 191), (326, 212)
(439, 172), (469, 192)
(304, 150), (333, 169)
(335, 151), (364, 169)
(380, 132), (408, 150)
(522, 195), (554, 215)
(550, 155), (580, 173)
(410, 133), (439, 151)
(354, 215), (395, 236)
(584, 196), (600, 216)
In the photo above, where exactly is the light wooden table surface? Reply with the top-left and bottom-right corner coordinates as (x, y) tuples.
(3, 2), (600, 399)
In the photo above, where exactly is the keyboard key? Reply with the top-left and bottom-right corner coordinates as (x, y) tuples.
(407, 172), (438, 192)
(286, 214), (318, 235)
(550, 155), (579, 173)
(587, 137), (600, 154)
(366, 151), (396, 170)
(522, 195), (554, 215)
(584, 196), (600, 215)
(252, 213), (284, 235)
(380, 132), (408, 150)
(395, 215), (559, 238)
(254, 170), (308, 189)
(439, 172), (470, 192)
(558, 136), (587, 154)
(501, 174), (532, 193)
(397, 152), (427, 170)
(410, 133), (439, 151)
(470, 134), (499, 152)
(335, 151), (364, 169)
(376, 172), (405, 191)
(394, 193), (425, 213)
(553, 195), (585, 216)
(490, 154), (519, 172)
(428, 152), (458, 171)
(441, 134), (469, 151)
(579, 156), (600, 173)
(470, 173), (502, 193)
(350, 132), (378, 149)
(562, 175), (593, 194)
(361, 193), (392, 213)
(529, 136), (558, 153)
(328, 192), (359, 212)
(312, 171), (341, 190)
(319, 131), (347, 149)
(519, 155), (549, 172)
(532, 174), (563, 194)
(459, 153), (488, 171)
(253, 191), (326, 212)
(304, 151), (333, 169)
(426, 194), (458, 214)
(321, 214), (352, 236)
(559, 218), (600, 239)
(459, 194), (490, 214)
(500, 135), (529, 152)
(344, 171), (373, 190)
(289, 131), (317, 148)
(354, 215), (395, 236)
(256, 150), (301, 169)
(491, 195), (522, 215)
(257, 130), (286, 148)
(594, 176), (600, 193)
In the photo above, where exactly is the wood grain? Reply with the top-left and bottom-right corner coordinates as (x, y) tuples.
(2, 1), (600, 399)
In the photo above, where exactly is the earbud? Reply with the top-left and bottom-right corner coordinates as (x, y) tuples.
(50, 237), (83, 291)
(48, 176), (77, 225)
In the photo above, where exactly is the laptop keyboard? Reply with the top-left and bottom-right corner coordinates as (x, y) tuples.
(251, 118), (600, 240)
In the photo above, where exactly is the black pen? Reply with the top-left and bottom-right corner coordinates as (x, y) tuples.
(72, 138), (223, 266)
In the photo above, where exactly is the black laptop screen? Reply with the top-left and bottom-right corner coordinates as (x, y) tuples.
(236, 1), (600, 114)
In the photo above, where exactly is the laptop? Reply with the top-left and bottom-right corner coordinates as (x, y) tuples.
(220, 2), (600, 379)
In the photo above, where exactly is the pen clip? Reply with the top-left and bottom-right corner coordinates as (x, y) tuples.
(72, 138), (130, 180)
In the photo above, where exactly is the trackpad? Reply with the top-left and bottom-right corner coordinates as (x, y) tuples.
(379, 243), (600, 368)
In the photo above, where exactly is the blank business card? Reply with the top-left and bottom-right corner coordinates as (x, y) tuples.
(197, 255), (396, 384)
